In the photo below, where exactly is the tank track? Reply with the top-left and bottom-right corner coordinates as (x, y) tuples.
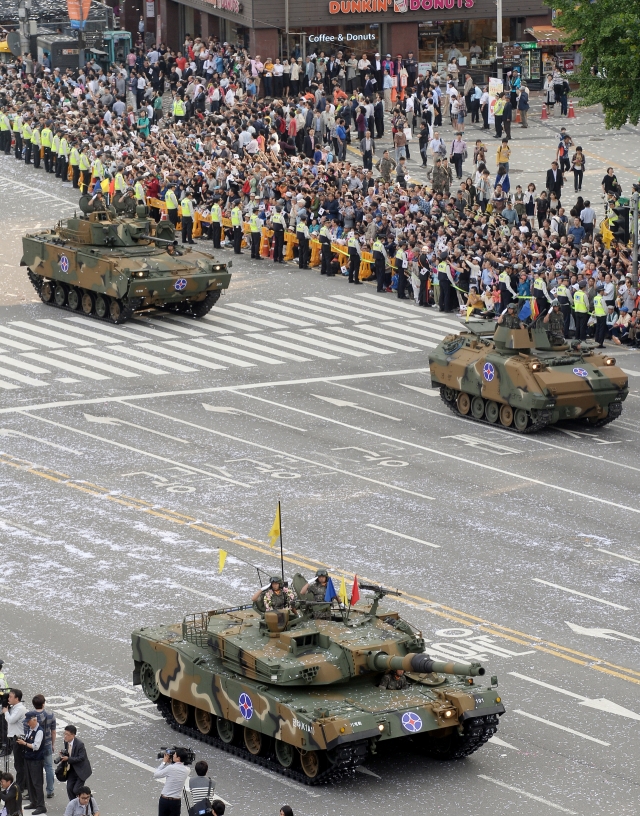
(28, 270), (136, 324)
(439, 387), (552, 434)
(584, 402), (623, 428)
(161, 289), (221, 319)
(448, 714), (500, 758)
(155, 696), (369, 786)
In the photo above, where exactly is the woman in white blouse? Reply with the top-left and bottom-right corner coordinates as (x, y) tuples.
(273, 58), (284, 98)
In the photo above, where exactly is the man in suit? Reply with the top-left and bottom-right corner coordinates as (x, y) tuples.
(58, 726), (92, 801)
(0, 772), (22, 816)
(372, 53), (383, 90)
(546, 160), (564, 203)
(303, 128), (315, 159)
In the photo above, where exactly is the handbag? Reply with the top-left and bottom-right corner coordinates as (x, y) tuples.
(55, 760), (69, 782)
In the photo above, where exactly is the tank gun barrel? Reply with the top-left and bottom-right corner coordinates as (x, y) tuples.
(366, 651), (485, 676)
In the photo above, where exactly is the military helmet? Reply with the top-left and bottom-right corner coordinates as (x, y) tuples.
(270, 575), (283, 584)
(550, 299), (559, 307)
(506, 302), (517, 310)
(315, 569), (328, 578)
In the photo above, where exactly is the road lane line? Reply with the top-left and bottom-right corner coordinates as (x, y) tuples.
(532, 578), (630, 609)
(0, 367), (47, 386)
(136, 343), (228, 371)
(79, 348), (171, 375)
(133, 317), (205, 337)
(246, 333), (338, 360)
(329, 324), (422, 350)
(254, 300), (340, 324)
(224, 755), (318, 797)
(302, 327), (394, 354)
(20, 353), (109, 380)
(0, 326), (60, 349)
(104, 346), (196, 373)
(47, 349), (139, 378)
(513, 710), (610, 745)
(349, 323), (436, 348)
(220, 335), (311, 362)
(488, 736), (519, 751)
(596, 548), (640, 565)
(366, 524), (440, 548)
(37, 318), (139, 344)
(191, 336), (284, 366)
(280, 297), (367, 322)
(10, 321), (94, 345)
(202, 313), (273, 332)
(275, 330), (368, 357)
(63, 316), (171, 342)
(477, 775), (577, 814)
(226, 302), (312, 327)
(508, 673), (588, 699)
(304, 296), (400, 322)
(163, 340), (255, 368)
(212, 308), (289, 330)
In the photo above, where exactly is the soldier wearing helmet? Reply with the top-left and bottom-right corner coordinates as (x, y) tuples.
(543, 299), (565, 345)
(300, 570), (331, 618)
(497, 301), (521, 329)
(252, 576), (297, 612)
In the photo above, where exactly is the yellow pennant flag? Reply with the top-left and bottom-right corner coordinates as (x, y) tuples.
(218, 549), (227, 574)
(268, 504), (281, 549)
(338, 576), (348, 606)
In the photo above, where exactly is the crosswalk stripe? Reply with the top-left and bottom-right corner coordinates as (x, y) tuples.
(226, 303), (311, 327)
(159, 314), (229, 334)
(246, 333), (339, 359)
(217, 335), (310, 362)
(79, 347), (172, 374)
(331, 294), (426, 323)
(305, 296), (394, 322)
(0, 365), (47, 386)
(21, 353), (109, 380)
(48, 349), (139, 377)
(416, 318), (465, 331)
(133, 316), (205, 338)
(352, 291), (424, 318)
(10, 320), (94, 345)
(191, 337), (283, 366)
(137, 343), (229, 370)
(201, 313), (266, 333)
(0, 356), (50, 374)
(104, 345), (197, 372)
(353, 323), (437, 348)
(214, 308), (289, 331)
(328, 325), (420, 351)
(161, 340), (251, 368)
(37, 318), (135, 344)
(280, 298), (366, 323)
(0, 380), (20, 390)
(0, 326), (56, 349)
(301, 328), (394, 354)
(63, 316), (166, 342)
(275, 330), (367, 357)
(253, 300), (340, 325)
(387, 322), (452, 342)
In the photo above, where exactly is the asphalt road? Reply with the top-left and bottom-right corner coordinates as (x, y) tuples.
(1, 165), (640, 816)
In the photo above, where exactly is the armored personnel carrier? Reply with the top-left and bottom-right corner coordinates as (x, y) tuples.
(429, 320), (628, 432)
(131, 580), (504, 784)
(21, 196), (231, 324)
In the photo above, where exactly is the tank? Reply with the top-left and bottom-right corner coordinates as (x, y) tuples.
(131, 581), (505, 784)
(429, 319), (629, 432)
(21, 196), (231, 324)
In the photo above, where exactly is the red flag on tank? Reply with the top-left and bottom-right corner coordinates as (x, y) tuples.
(530, 298), (539, 320)
(351, 575), (360, 605)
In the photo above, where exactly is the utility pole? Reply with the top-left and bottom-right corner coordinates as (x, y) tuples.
(496, 0), (503, 81)
(284, 0), (289, 60)
(632, 188), (639, 285)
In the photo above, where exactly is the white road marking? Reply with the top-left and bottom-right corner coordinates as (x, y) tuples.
(247, 333), (338, 360)
(330, 294), (413, 319)
(444, 434), (522, 455)
(366, 524), (440, 548)
(478, 775), (577, 814)
(386, 322), (451, 342)
(399, 383), (440, 397)
(0, 356), (50, 375)
(0, 381), (19, 390)
(163, 340), (254, 368)
(105, 345), (196, 373)
(18, 412), (251, 488)
(303, 327), (394, 354)
(513, 710), (610, 746)
(214, 308), (288, 331)
(0, 366), (46, 386)
(355, 766), (382, 778)
(10, 320), (94, 345)
(0, 326), (57, 349)
(312, 393), (401, 421)
(193, 336), (285, 366)
(86, 685), (137, 694)
(47, 349), (139, 378)
(305, 296), (396, 322)
(64, 316), (171, 342)
(280, 297), (367, 323)
(354, 322), (440, 348)
(621, 368), (640, 377)
(532, 578), (629, 609)
(595, 547), (640, 565)
(332, 324), (421, 351)
(413, 315), (465, 330)
(159, 314), (229, 335)
(136, 343), (227, 371)
(202, 312), (270, 332)
(254, 300), (340, 324)
(171, 583), (227, 604)
(121, 402), (436, 501)
(275, 330), (368, 357)
(79, 347), (171, 375)
(21, 353), (109, 380)
(0, 429), (81, 454)
(83, 413), (190, 443)
(223, 755), (318, 797)
(203, 403), (306, 432)
(227, 302), (311, 327)
(488, 736), (519, 751)
(134, 316), (205, 338)
(0, 173), (77, 206)
(38, 318), (138, 345)
(353, 291), (423, 318)
(565, 621), (640, 643)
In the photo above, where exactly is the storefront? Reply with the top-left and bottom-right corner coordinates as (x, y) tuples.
(524, 25), (582, 78)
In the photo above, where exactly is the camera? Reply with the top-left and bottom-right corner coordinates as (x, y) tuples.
(53, 749), (69, 765)
(157, 747), (195, 766)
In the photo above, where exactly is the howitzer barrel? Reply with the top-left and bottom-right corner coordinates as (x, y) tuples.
(367, 651), (485, 676)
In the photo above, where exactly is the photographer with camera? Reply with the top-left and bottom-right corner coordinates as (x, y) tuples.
(63, 785), (99, 816)
(154, 748), (191, 816)
(57, 726), (92, 801)
(17, 711), (46, 814)
(2, 689), (27, 794)
(32, 695), (56, 800)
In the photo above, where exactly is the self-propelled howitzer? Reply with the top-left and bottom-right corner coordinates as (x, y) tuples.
(131, 580), (504, 784)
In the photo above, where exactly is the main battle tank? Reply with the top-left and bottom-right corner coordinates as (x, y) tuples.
(429, 320), (628, 432)
(21, 195), (231, 324)
(131, 581), (505, 784)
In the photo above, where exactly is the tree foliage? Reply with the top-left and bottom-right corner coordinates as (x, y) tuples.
(551, 0), (640, 128)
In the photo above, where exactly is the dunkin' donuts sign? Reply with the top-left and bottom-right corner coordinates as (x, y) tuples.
(329, 0), (473, 12)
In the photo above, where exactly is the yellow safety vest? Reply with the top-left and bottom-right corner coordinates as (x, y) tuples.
(231, 207), (242, 227)
(348, 236), (358, 249)
(12, 115), (22, 132)
(59, 138), (70, 158)
(593, 294), (606, 317)
(173, 99), (186, 117)
(249, 214), (261, 232)
(373, 240), (384, 253)
(92, 159), (104, 178)
(181, 198), (194, 218)
(165, 189), (178, 209)
(134, 182), (145, 201)
(79, 152), (90, 171)
(115, 173), (126, 192)
(438, 261), (449, 275)
(31, 128), (40, 146)
(51, 134), (60, 153)
(211, 204), (222, 223)
(0, 114), (10, 131)
(69, 147), (80, 166)
(22, 122), (32, 140)
(573, 291), (588, 313)
(41, 127), (52, 147)
(556, 284), (568, 299)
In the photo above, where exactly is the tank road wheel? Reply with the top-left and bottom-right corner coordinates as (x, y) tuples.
(485, 400), (500, 424)
(456, 393), (471, 415)
(108, 298), (123, 324)
(514, 408), (530, 432)
(471, 396), (485, 419)
(195, 708), (216, 736)
(216, 717), (237, 745)
(40, 281), (54, 303)
(81, 291), (94, 315)
(190, 290), (221, 319)
(243, 728), (268, 756)
(499, 404), (514, 427)
(171, 699), (191, 726)
(140, 663), (160, 702)
(54, 283), (67, 307)
(441, 386), (456, 403)
(274, 739), (297, 769)
(67, 288), (80, 311)
(95, 294), (108, 319)
(299, 749), (325, 780)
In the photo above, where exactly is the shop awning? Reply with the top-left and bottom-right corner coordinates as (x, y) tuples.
(524, 26), (566, 46)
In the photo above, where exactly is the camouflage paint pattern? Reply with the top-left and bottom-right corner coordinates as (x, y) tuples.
(132, 591), (504, 753)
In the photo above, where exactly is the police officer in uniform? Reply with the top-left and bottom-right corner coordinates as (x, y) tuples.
(173, 95), (187, 123)
(164, 183), (179, 226)
(497, 301), (522, 328)
(498, 264), (517, 313)
(230, 198), (243, 254)
(31, 120), (41, 169)
(378, 669), (409, 690)
(573, 279), (589, 341)
(437, 252), (456, 312)
(181, 191), (195, 244)
(57, 132), (69, 182)
(372, 235), (388, 292)
(22, 115), (32, 164)
(69, 140), (80, 188)
(395, 240), (408, 299)
(41, 121), (53, 173)
(296, 216), (310, 268)
(347, 230), (361, 283)
(556, 274), (573, 338)
(318, 218), (332, 274)
(0, 110), (11, 154)
(210, 197), (222, 249)
(249, 207), (262, 259)
(300, 569), (331, 618)
(593, 283), (607, 347)
(543, 300), (566, 345)
(271, 206), (286, 263)
(12, 111), (23, 160)
(533, 269), (552, 318)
